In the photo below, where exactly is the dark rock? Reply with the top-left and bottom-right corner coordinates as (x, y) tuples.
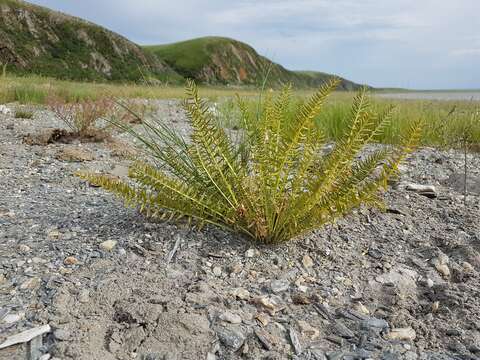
(332, 322), (355, 339)
(215, 326), (245, 351)
(360, 317), (389, 331)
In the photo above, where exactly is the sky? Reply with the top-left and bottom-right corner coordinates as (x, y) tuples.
(28, 0), (480, 89)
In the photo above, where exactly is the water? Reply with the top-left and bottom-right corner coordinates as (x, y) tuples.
(376, 91), (480, 101)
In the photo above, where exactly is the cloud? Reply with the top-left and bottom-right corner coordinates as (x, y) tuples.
(27, 0), (480, 89)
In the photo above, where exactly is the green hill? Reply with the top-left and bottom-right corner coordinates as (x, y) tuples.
(145, 37), (364, 90)
(0, 0), (181, 82)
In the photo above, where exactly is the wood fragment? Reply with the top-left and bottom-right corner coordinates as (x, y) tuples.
(0, 325), (51, 350)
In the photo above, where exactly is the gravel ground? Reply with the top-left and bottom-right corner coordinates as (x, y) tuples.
(1, 102), (480, 360)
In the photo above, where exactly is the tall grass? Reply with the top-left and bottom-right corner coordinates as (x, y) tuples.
(0, 75), (258, 104)
(216, 94), (480, 149)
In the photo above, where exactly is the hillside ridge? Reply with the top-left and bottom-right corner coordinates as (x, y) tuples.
(145, 36), (365, 90)
(0, 0), (180, 82)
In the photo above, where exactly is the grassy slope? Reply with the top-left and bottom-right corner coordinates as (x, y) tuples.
(145, 37), (364, 90)
(0, 0), (181, 83)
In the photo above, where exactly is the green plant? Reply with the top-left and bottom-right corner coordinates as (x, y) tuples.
(78, 80), (421, 243)
(14, 110), (34, 119)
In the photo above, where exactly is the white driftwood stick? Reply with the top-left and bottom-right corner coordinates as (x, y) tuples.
(0, 325), (51, 350)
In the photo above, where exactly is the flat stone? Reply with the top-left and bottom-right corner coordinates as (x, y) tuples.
(56, 147), (94, 162)
(360, 317), (389, 331)
(302, 255), (314, 268)
(64, 256), (78, 265)
(270, 279), (289, 293)
(232, 288), (250, 300)
(213, 266), (222, 277)
(216, 326), (245, 351)
(386, 327), (416, 341)
(54, 329), (71, 341)
(219, 311), (242, 324)
(2, 312), (24, 324)
(100, 240), (117, 251)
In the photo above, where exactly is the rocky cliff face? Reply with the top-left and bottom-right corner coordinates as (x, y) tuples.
(0, 0), (180, 82)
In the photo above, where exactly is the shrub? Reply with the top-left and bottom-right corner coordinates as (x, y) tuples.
(78, 80), (422, 243)
(47, 96), (113, 140)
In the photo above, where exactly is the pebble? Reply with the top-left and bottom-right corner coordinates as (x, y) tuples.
(386, 327), (416, 341)
(245, 249), (257, 258)
(270, 279), (289, 293)
(206, 353), (216, 360)
(462, 261), (474, 272)
(64, 256), (79, 265)
(213, 266), (222, 277)
(302, 255), (314, 268)
(20, 277), (40, 290)
(288, 327), (302, 355)
(361, 317), (389, 331)
(215, 326), (245, 351)
(0, 274), (5, 284)
(78, 289), (90, 303)
(2, 312), (24, 324)
(18, 244), (31, 253)
(54, 329), (71, 341)
(100, 240), (117, 251)
(219, 311), (242, 324)
(232, 288), (250, 300)
(255, 313), (270, 326)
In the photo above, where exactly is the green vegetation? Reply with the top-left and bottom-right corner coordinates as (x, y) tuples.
(0, 0), (181, 83)
(78, 80), (421, 243)
(145, 37), (362, 90)
(14, 109), (34, 119)
(0, 75), (259, 104)
(217, 93), (480, 150)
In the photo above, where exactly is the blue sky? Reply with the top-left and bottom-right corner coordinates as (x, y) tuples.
(28, 0), (480, 89)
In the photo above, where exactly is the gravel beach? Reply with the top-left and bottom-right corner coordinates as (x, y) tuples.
(1, 102), (479, 360)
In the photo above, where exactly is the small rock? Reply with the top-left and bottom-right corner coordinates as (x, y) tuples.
(406, 183), (437, 198)
(64, 256), (78, 265)
(426, 278), (434, 288)
(386, 327), (416, 341)
(432, 301), (440, 312)
(18, 244), (31, 253)
(48, 229), (61, 240)
(213, 266), (222, 277)
(355, 303), (370, 315)
(216, 326), (245, 351)
(20, 277), (40, 290)
(297, 320), (319, 339)
(302, 255), (314, 268)
(253, 296), (285, 316)
(270, 279), (289, 293)
(206, 353), (216, 360)
(333, 322), (355, 339)
(462, 261), (474, 272)
(100, 240), (117, 251)
(360, 317), (389, 331)
(78, 290), (90, 303)
(291, 293), (311, 305)
(56, 147), (94, 162)
(245, 249), (257, 258)
(289, 327), (302, 355)
(219, 311), (242, 324)
(433, 261), (450, 277)
(228, 262), (243, 274)
(58, 266), (73, 275)
(255, 328), (277, 351)
(255, 313), (270, 326)
(0, 274), (5, 284)
(2, 312), (24, 324)
(445, 329), (461, 336)
(232, 288), (250, 300)
(54, 329), (71, 341)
